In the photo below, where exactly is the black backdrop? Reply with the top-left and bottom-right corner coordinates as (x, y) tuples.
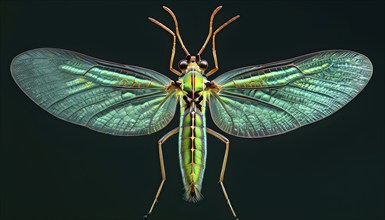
(1, 1), (384, 220)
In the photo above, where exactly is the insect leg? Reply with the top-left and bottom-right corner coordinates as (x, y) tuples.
(144, 127), (179, 219)
(148, 17), (182, 76)
(206, 15), (240, 77)
(207, 128), (238, 220)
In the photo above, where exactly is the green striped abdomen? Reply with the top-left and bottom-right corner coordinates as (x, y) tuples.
(178, 105), (207, 202)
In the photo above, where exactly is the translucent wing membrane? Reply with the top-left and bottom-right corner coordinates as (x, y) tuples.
(11, 48), (176, 136)
(210, 50), (373, 138)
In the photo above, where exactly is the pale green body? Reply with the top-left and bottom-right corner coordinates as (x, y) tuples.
(11, 48), (373, 206)
(178, 66), (208, 201)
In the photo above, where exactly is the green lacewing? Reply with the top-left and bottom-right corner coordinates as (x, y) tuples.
(10, 6), (373, 220)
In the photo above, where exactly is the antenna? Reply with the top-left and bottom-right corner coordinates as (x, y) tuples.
(198, 6), (223, 55)
(163, 6), (190, 55)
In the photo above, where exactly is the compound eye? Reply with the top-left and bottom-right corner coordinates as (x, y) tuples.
(178, 59), (188, 71)
(198, 59), (208, 71)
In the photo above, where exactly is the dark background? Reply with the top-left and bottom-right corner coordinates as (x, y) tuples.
(1, 1), (384, 220)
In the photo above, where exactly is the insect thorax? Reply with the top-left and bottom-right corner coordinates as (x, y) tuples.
(179, 67), (207, 110)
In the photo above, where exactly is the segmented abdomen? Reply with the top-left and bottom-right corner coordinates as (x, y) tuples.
(178, 108), (207, 202)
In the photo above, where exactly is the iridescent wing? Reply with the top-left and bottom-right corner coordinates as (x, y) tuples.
(11, 48), (177, 136)
(210, 50), (373, 138)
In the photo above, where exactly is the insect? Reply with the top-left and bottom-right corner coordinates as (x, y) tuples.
(11, 5), (372, 220)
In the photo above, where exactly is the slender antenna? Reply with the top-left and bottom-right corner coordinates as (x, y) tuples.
(163, 6), (190, 55)
(197, 6), (223, 55)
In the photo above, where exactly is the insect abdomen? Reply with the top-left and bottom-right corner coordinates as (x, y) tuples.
(178, 109), (207, 202)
